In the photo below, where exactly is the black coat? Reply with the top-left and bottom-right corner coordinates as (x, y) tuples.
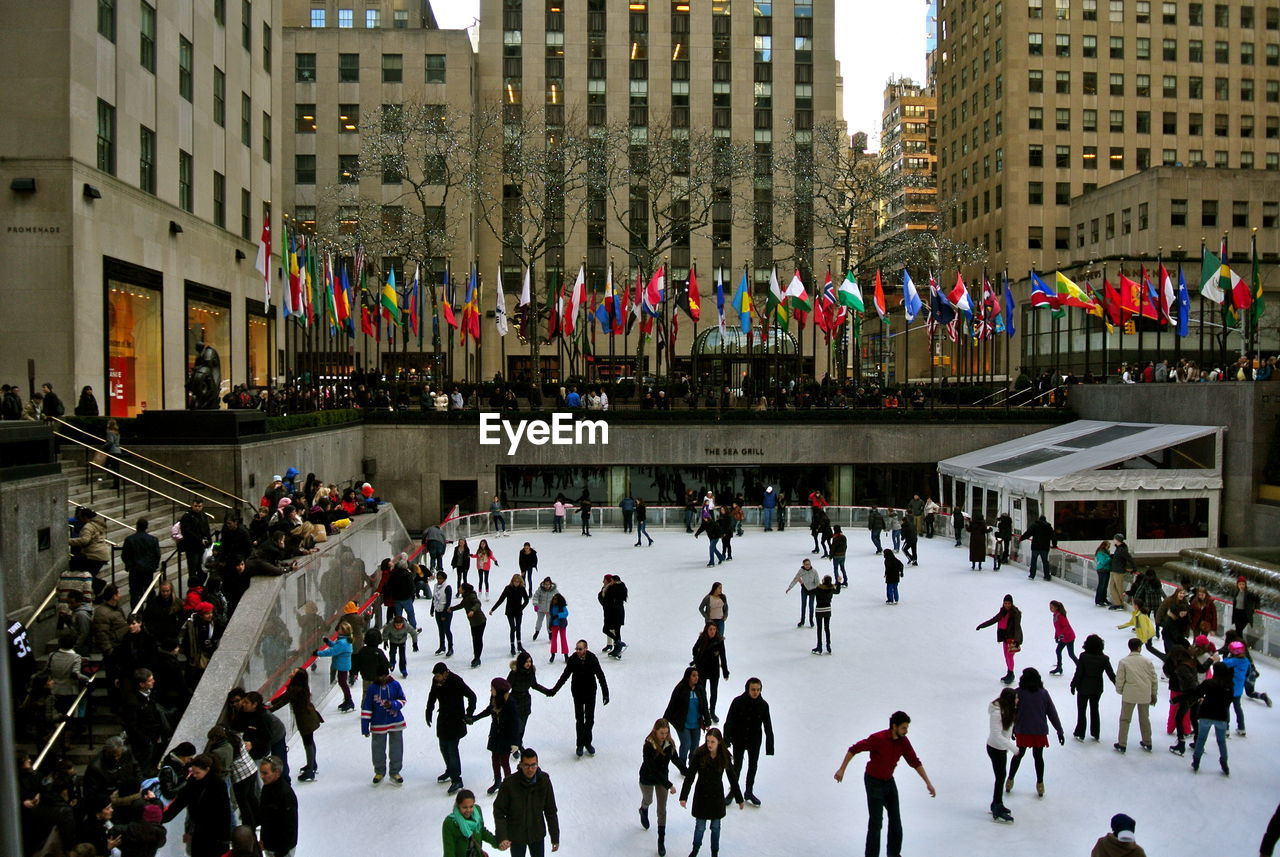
(493, 584), (530, 617)
(723, 687), (775, 753)
(884, 552), (904, 584)
(474, 701), (524, 754)
(161, 773), (232, 848)
(122, 531), (161, 572)
(680, 746), (742, 819)
(216, 525), (253, 564)
(1023, 518), (1057, 551)
(663, 673), (711, 731)
(599, 582), (627, 627)
(427, 672), (477, 740)
(384, 566), (417, 602)
(1069, 651), (1116, 696)
(638, 738), (687, 787)
(518, 550), (539, 574)
(692, 636), (729, 681)
(258, 777), (299, 854)
(494, 771), (560, 846)
(977, 605), (1023, 645)
(352, 641), (391, 682)
(549, 652), (609, 700)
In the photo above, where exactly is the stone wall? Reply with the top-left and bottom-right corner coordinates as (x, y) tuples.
(0, 472), (68, 622)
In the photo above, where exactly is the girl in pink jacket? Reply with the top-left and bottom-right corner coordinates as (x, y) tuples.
(1049, 601), (1077, 676)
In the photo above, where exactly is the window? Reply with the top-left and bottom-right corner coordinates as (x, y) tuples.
(295, 104), (316, 133)
(213, 68), (226, 126)
(1109, 74), (1124, 96)
(96, 99), (115, 174)
(1083, 109), (1097, 131)
(1269, 81), (1280, 104)
(1137, 75), (1151, 97)
(339, 53), (359, 82)
(242, 0), (252, 49)
(138, 125), (155, 193)
(1189, 113), (1203, 134)
(1028, 69), (1043, 92)
(1161, 148), (1177, 165)
(1109, 0), (1124, 22)
(263, 23), (271, 71)
(1029, 107), (1043, 129)
(1083, 145), (1097, 168)
(213, 0), (224, 24)
(1265, 202), (1279, 228)
(1215, 40), (1229, 62)
(1110, 36), (1124, 59)
(178, 150), (193, 212)
(1214, 76), (1230, 99)
(1090, 218), (1100, 242)
(1214, 3), (1228, 26)
(1028, 226), (1043, 249)
(1163, 38), (1177, 61)
(394, 10), (408, 27)
(262, 112), (271, 162)
(1163, 76), (1177, 97)
(1028, 0), (1043, 18)
(1241, 151), (1254, 168)
(1233, 200), (1249, 227)
(1028, 181), (1044, 204)
(425, 54), (446, 83)
(1055, 181), (1071, 205)
(140, 2), (156, 72)
(1201, 199), (1218, 226)
(1242, 42), (1255, 64)
(98, 0), (116, 41)
(241, 94), (251, 145)
(339, 155), (359, 183)
(1055, 500), (1126, 543)
(1105, 213), (1115, 238)
(178, 37), (193, 101)
(1028, 33), (1042, 55)
(1269, 116), (1280, 138)
(1056, 71), (1070, 93)
(1056, 0), (1070, 18)
(1136, 0), (1150, 22)
(1083, 71), (1097, 94)
(241, 189), (251, 239)
(339, 104), (358, 132)
(213, 172), (225, 228)
(1171, 198), (1187, 225)
(1056, 108), (1070, 130)
(1110, 110), (1124, 133)
(1268, 44), (1279, 66)
(1136, 111), (1150, 133)
(366, 8), (380, 28)
(338, 8), (353, 27)
(1083, 35), (1097, 57)
(310, 8), (325, 27)
(382, 54), (403, 82)
(295, 155), (316, 184)
(1189, 76), (1204, 98)
(1190, 2), (1203, 24)
(1083, 0), (1097, 18)
(1055, 34), (1070, 57)
(1214, 113), (1229, 136)
(1028, 144), (1044, 166)
(296, 53), (316, 82)
(1110, 147), (1124, 169)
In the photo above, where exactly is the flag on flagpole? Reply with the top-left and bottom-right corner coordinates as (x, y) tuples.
(441, 266), (459, 331)
(715, 268), (727, 335)
(948, 272), (973, 313)
(1176, 265), (1190, 337)
(1054, 271), (1098, 310)
(1158, 265), (1176, 324)
(1002, 271), (1016, 337)
(902, 270), (922, 321)
(1200, 247), (1228, 303)
(381, 267), (401, 325)
(1252, 239), (1266, 323)
(610, 263), (624, 334)
(643, 265), (665, 317)
(872, 271), (889, 323)
(785, 269), (812, 330)
(518, 266), (531, 307)
(837, 270), (865, 311)
(732, 269), (752, 333)
(767, 268), (789, 326)
(255, 218), (272, 303)
(337, 263), (353, 335)
(285, 226), (300, 317)
(494, 265), (508, 336)
(563, 264), (586, 334)
(684, 264), (702, 321)
(407, 264), (421, 336)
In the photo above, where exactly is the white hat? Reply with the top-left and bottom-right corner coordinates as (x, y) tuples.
(272, 475), (282, 482)
(766, 486), (774, 493)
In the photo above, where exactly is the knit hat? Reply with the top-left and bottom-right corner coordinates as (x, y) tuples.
(1228, 641), (1246, 654)
(141, 804), (164, 824)
(1193, 634), (1211, 648)
(1113, 533), (1125, 541)
(196, 601), (215, 614)
(278, 497), (292, 509)
(1237, 575), (1247, 583)
(432, 662), (449, 675)
(344, 601), (358, 613)
(1110, 813), (1136, 842)
(491, 677), (512, 693)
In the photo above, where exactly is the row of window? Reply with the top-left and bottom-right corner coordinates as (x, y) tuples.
(1026, 0), (1275, 29)
(98, 0), (270, 78)
(1028, 69), (1279, 100)
(295, 53), (447, 84)
(308, 8), (411, 29)
(1027, 31), (1271, 65)
(95, 99), (265, 236)
(1076, 199), (1280, 248)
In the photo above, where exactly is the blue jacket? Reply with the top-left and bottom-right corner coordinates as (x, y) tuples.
(762, 491), (777, 509)
(314, 637), (353, 671)
(549, 605), (568, 629)
(1222, 656), (1250, 697)
(361, 678), (406, 735)
(620, 498), (636, 512)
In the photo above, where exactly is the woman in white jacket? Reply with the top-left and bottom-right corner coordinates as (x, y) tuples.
(987, 688), (1019, 823)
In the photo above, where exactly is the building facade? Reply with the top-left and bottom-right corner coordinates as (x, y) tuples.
(0, 0), (282, 416)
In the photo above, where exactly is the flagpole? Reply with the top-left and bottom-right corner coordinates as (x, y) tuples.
(1221, 232), (1230, 366)
(1003, 267), (1011, 404)
(1250, 230), (1259, 359)
(1198, 239), (1206, 367)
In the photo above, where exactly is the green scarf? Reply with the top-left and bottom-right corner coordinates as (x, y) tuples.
(449, 804), (485, 841)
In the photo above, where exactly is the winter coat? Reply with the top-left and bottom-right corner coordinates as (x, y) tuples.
(1111, 541), (1136, 574)
(867, 510), (885, 530)
(160, 772), (231, 849)
(1117, 611), (1156, 644)
(1091, 834), (1149, 857)
(452, 590), (486, 628)
(680, 746), (742, 820)
(977, 606), (1023, 645)
(269, 683), (324, 734)
(549, 604), (568, 629)
(383, 623), (418, 647)
(1052, 612), (1076, 644)
(1012, 687), (1064, 738)
(812, 582), (842, 611)
(91, 602), (129, 654)
(884, 552), (904, 584)
(258, 777), (299, 855)
(1115, 652), (1159, 705)
(967, 520), (990, 563)
(692, 636), (729, 681)
(663, 674), (711, 731)
(1232, 589), (1260, 629)
(639, 737), (688, 787)
(47, 649), (85, 697)
(427, 672), (477, 740)
(352, 637), (392, 682)
(1129, 575), (1165, 613)
(432, 583), (454, 616)
(830, 532), (848, 556)
(493, 584), (530, 617)
(493, 771), (560, 846)
(473, 701), (524, 754)
(986, 701), (1018, 752)
(1187, 674), (1234, 721)
(70, 518), (111, 563)
(723, 686), (775, 753)
(694, 517), (722, 540)
(1187, 598), (1218, 635)
(122, 531), (162, 572)
(442, 809), (500, 857)
(786, 566), (820, 593)
(549, 652), (609, 700)
(599, 581), (627, 627)
(1163, 651), (1198, 693)
(698, 593), (729, 622)
(384, 566), (417, 602)
(1023, 518), (1057, 551)
(1071, 652), (1117, 696)
(519, 550), (540, 575)
(1221, 656), (1251, 698)
(451, 548), (472, 575)
(178, 509), (211, 546)
(995, 514), (1013, 541)
(531, 582), (557, 614)
(313, 636), (352, 671)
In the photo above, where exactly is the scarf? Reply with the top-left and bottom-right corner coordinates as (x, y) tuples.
(449, 804), (485, 841)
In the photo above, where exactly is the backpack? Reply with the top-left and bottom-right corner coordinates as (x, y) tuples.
(171, 522), (183, 542)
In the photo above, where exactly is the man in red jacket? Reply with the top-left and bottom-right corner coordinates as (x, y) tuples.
(834, 711), (936, 857)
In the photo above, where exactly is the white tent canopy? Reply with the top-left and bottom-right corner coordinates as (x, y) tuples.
(938, 420), (1223, 496)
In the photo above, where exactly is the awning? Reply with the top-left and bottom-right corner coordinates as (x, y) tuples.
(937, 420), (1223, 495)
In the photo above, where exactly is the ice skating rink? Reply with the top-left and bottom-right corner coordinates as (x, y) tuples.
(290, 525), (1276, 855)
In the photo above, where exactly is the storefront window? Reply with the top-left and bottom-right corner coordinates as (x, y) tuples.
(1053, 499), (1124, 542)
(246, 300), (274, 387)
(1136, 498), (1208, 540)
(108, 280), (162, 417)
(186, 287), (232, 404)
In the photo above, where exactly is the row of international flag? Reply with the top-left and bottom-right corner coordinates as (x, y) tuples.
(269, 221), (1264, 348)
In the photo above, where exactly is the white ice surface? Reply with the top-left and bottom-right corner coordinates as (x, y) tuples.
(290, 526), (1277, 856)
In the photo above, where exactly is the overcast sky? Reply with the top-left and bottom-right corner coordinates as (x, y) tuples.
(431, 2), (928, 146)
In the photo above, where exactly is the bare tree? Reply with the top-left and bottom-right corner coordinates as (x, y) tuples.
(871, 194), (987, 278)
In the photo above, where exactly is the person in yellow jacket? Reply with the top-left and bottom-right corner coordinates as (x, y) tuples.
(1117, 605), (1160, 658)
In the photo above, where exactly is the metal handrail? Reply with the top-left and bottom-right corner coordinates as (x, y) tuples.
(79, 460), (216, 521)
(33, 674), (100, 770)
(130, 569), (164, 614)
(53, 429), (230, 513)
(66, 499), (131, 533)
(26, 587), (61, 629)
(48, 415), (252, 508)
